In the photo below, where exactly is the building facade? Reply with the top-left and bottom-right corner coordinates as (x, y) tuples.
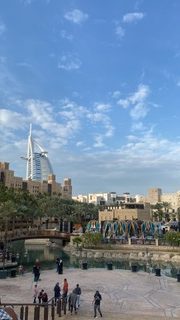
(99, 203), (151, 223)
(73, 192), (137, 205)
(72, 194), (88, 203)
(22, 125), (53, 182)
(161, 192), (180, 211)
(146, 188), (162, 204)
(0, 162), (72, 199)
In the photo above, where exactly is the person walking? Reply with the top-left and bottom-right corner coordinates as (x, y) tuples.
(62, 278), (69, 299)
(54, 282), (61, 305)
(68, 290), (77, 315)
(58, 259), (63, 274)
(38, 289), (44, 304)
(42, 291), (48, 304)
(32, 264), (40, 282)
(74, 284), (81, 309)
(33, 284), (38, 303)
(93, 290), (102, 318)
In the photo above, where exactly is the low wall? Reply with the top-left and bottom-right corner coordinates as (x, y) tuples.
(66, 244), (180, 265)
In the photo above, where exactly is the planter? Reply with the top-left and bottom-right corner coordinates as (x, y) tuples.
(107, 262), (113, 270)
(131, 265), (138, 272)
(177, 273), (180, 282)
(155, 268), (161, 277)
(82, 262), (88, 270)
(0, 270), (8, 279)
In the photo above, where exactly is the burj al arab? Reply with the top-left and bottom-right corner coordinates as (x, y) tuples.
(21, 125), (53, 181)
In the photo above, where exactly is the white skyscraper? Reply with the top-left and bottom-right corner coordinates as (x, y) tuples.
(22, 125), (53, 181)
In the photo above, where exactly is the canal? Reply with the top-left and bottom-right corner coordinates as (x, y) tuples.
(8, 240), (180, 278)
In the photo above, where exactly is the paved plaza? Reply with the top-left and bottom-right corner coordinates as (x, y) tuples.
(0, 268), (180, 319)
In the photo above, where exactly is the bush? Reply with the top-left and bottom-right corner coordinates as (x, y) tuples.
(164, 231), (180, 246)
(82, 232), (103, 247)
(72, 236), (83, 248)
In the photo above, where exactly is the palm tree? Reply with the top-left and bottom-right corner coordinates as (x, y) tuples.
(151, 203), (164, 222)
(0, 200), (18, 244)
(162, 202), (170, 222)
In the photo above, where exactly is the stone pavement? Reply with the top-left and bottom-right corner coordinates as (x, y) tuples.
(0, 268), (180, 319)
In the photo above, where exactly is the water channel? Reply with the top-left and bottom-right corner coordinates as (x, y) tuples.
(8, 240), (180, 278)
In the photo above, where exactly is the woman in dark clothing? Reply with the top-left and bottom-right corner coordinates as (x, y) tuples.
(57, 259), (63, 274)
(54, 282), (61, 305)
(42, 292), (48, 304)
(38, 289), (44, 304)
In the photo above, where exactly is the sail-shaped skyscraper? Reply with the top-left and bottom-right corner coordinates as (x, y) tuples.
(22, 125), (53, 181)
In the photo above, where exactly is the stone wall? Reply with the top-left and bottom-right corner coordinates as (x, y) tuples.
(67, 245), (180, 265)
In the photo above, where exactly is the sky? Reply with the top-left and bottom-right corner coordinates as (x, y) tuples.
(1, 0), (180, 196)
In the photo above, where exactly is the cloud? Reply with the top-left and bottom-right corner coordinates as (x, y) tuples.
(67, 129), (180, 193)
(3, 99), (180, 195)
(131, 121), (146, 131)
(0, 56), (22, 98)
(86, 102), (114, 145)
(24, 99), (83, 145)
(61, 30), (73, 41)
(117, 84), (150, 120)
(129, 84), (150, 104)
(112, 91), (121, 99)
(0, 21), (6, 36)
(58, 54), (81, 71)
(115, 25), (125, 39)
(117, 84), (151, 127)
(76, 141), (84, 147)
(95, 103), (111, 112)
(130, 102), (149, 120)
(93, 135), (105, 148)
(22, 0), (33, 5)
(121, 131), (179, 164)
(0, 109), (27, 129)
(64, 9), (88, 24)
(117, 99), (129, 109)
(16, 61), (32, 68)
(123, 12), (144, 23)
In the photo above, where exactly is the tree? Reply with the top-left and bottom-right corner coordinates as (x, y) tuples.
(151, 202), (171, 222)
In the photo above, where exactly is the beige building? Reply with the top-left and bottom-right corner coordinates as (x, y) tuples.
(146, 188), (162, 204)
(99, 203), (151, 223)
(0, 161), (72, 199)
(62, 178), (72, 199)
(161, 191), (180, 211)
(88, 193), (111, 205)
(146, 187), (180, 211)
(0, 162), (23, 189)
(72, 194), (88, 203)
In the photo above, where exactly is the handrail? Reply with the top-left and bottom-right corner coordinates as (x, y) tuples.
(0, 297), (67, 319)
(0, 229), (72, 243)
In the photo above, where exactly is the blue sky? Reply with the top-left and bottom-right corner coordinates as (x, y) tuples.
(1, 0), (180, 196)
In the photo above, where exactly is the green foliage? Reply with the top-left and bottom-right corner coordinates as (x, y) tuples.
(82, 232), (103, 247)
(151, 202), (171, 222)
(72, 236), (83, 247)
(164, 231), (180, 246)
(0, 184), (98, 225)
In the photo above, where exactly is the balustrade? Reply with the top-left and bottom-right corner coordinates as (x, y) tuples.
(0, 298), (67, 320)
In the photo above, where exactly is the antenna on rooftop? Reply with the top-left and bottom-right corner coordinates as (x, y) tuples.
(29, 123), (32, 136)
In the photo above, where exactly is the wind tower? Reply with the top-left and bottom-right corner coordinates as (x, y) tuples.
(21, 125), (53, 181)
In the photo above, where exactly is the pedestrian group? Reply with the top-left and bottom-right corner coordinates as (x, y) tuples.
(31, 257), (103, 317)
